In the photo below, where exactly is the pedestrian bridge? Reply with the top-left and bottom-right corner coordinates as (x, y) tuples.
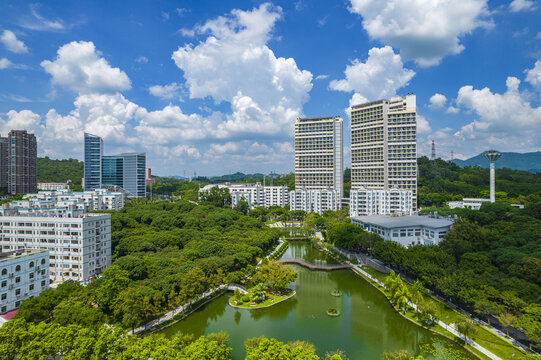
(279, 259), (352, 271)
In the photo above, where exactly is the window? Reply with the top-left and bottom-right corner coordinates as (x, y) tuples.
(15, 277), (20, 283)
(29, 284), (34, 291)
(1, 293), (5, 300)
(15, 265), (21, 272)
(41, 259), (46, 265)
(41, 280), (46, 287)
(1, 306), (6, 313)
(15, 289), (20, 295)
(1, 281), (6, 287)
(29, 273), (34, 279)
(1, 269), (6, 276)
(29, 261), (34, 268)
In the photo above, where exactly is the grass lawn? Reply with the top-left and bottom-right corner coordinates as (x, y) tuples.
(229, 290), (296, 309)
(359, 265), (529, 360)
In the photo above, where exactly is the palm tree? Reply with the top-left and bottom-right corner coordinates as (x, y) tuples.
(456, 317), (477, 343)
(393, 284), (411, 314)
(410, 280), (426, 320)
(497, 312), (517, 337)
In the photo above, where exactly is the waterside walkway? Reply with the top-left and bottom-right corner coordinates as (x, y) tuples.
(279, 259), (352, 271)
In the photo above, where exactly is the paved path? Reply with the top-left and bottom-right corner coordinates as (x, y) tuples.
(280, 258), (352, 271)
(352, 265), (502, 360)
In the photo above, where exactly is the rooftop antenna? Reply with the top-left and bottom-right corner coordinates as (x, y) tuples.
(431, 140), (436, 160)
(483, 150), (502, 203)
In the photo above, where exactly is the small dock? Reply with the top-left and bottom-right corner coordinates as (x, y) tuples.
(279, 259), (352, 271)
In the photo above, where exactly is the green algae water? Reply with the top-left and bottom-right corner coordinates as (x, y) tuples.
(161, 242), (474, 359)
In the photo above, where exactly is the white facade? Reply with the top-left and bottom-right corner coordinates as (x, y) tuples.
(200, 183), (289, 209)
(295, 117), (343, 197)
(351, 215), (453, 247)
(349, 187), (413, 217)
(0, 249), (49, 314)
(38, 183), (69, 191)
(23, 188), (125, 211)
(0, 213), (111, 283)
(289, 189), (340, 214)
(448, 198), (491, 210)
(351, 95), (418, 210)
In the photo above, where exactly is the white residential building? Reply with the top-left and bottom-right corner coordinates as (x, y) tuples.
(200, 183), (289, 209)
(349, 187), (413, 217)
(289, 189), (341, 214)
(0, 248), (49, 314)
(37, 183), (70, 191)
(0, 213), (111, 283)
(351, 215), (454, 247)
(350, 95), (418, 210)
(24, 188), (125, 211)
(295, 117), (343, 198)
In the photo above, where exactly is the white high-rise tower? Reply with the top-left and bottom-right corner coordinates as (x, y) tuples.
(483, 150), (502, 203)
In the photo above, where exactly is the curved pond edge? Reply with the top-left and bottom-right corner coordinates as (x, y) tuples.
(228, 291), (296, 310)
(350, 267), (484, 360)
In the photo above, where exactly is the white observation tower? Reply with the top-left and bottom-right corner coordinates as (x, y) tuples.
(483, 150), (502, 203)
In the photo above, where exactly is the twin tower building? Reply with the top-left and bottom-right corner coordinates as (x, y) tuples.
(292, 95), (416, 216)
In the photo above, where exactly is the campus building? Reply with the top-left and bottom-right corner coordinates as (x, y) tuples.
(294, 117), (343, 198)
(0, 248), (49, 314)
(289, 189), (341, 214)
(37, 183), (70, 191)
(351, 215), (453, 247)
(84, 133), (103, 191)
(84, 133), (146, 198)
(0, 213), (111, 283)
(350, 95), (417, 210)
(349, 187), (413, 217)
(200, 183), (289, 209)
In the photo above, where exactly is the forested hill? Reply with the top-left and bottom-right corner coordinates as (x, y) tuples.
(37, 157), (83, 185)
(452, 151), (541, 173)
(418, 156), (541, 207)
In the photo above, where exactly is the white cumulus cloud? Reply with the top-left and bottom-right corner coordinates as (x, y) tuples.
(149, 83), (183, 100)
(429, 93), (447, 111)
(0, 58), (12, 69)
(171, 3), (312, 139)
(525, 60), (541, 91)
(348, 0), (492, 66)
(329, 46), (415, 105)
(1, 30), (28, 53)
(41, 41), (131, 94)
(509, 0), (535, 12)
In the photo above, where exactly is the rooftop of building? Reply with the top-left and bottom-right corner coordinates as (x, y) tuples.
(0, 248), (47, 260)
(351, 214), (454, 229)
(0, 212), (110, 219)
(351, 99), (385, 109)
(103, 152), (146, 157)
(296, 116), (341, 122)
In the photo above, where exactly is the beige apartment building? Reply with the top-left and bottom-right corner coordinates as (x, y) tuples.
(294, 117), (343, 198)
(350, 95), (417, 209)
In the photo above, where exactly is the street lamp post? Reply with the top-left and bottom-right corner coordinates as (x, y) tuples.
(446, 316), (449, 331)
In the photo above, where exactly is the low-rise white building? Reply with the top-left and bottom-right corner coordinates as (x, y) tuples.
(448, 198), (490, 210)
(289, 189), (341, 214)
(349, 187), (413, 217)
(38, 183), (69, 191)
(0, 213), (111, 283)
(0, 248), (49, 314)
(200, 183), (289, 209)
(351, 215), (454, 247)
(23, 188), (125, 211)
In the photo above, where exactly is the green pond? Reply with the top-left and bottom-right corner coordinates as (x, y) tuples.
(161, 242), (474, 359)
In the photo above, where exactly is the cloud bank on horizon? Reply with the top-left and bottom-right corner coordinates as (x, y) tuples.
(0, 0), (540, 175)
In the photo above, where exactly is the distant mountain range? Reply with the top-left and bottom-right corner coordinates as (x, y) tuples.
(451, 151), (541, 173)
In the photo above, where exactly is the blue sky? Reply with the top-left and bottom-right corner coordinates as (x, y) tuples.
(0, 0), (540, 176)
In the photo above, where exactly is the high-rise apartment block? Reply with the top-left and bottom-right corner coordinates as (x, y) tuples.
(84, 133), (103, 191)
(84, 133), (146, 198)
(2, 130), (38, 195)
(350, 95), (417, 209)
(0, 137), (8, 189)
(294, 117), (343, 197)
